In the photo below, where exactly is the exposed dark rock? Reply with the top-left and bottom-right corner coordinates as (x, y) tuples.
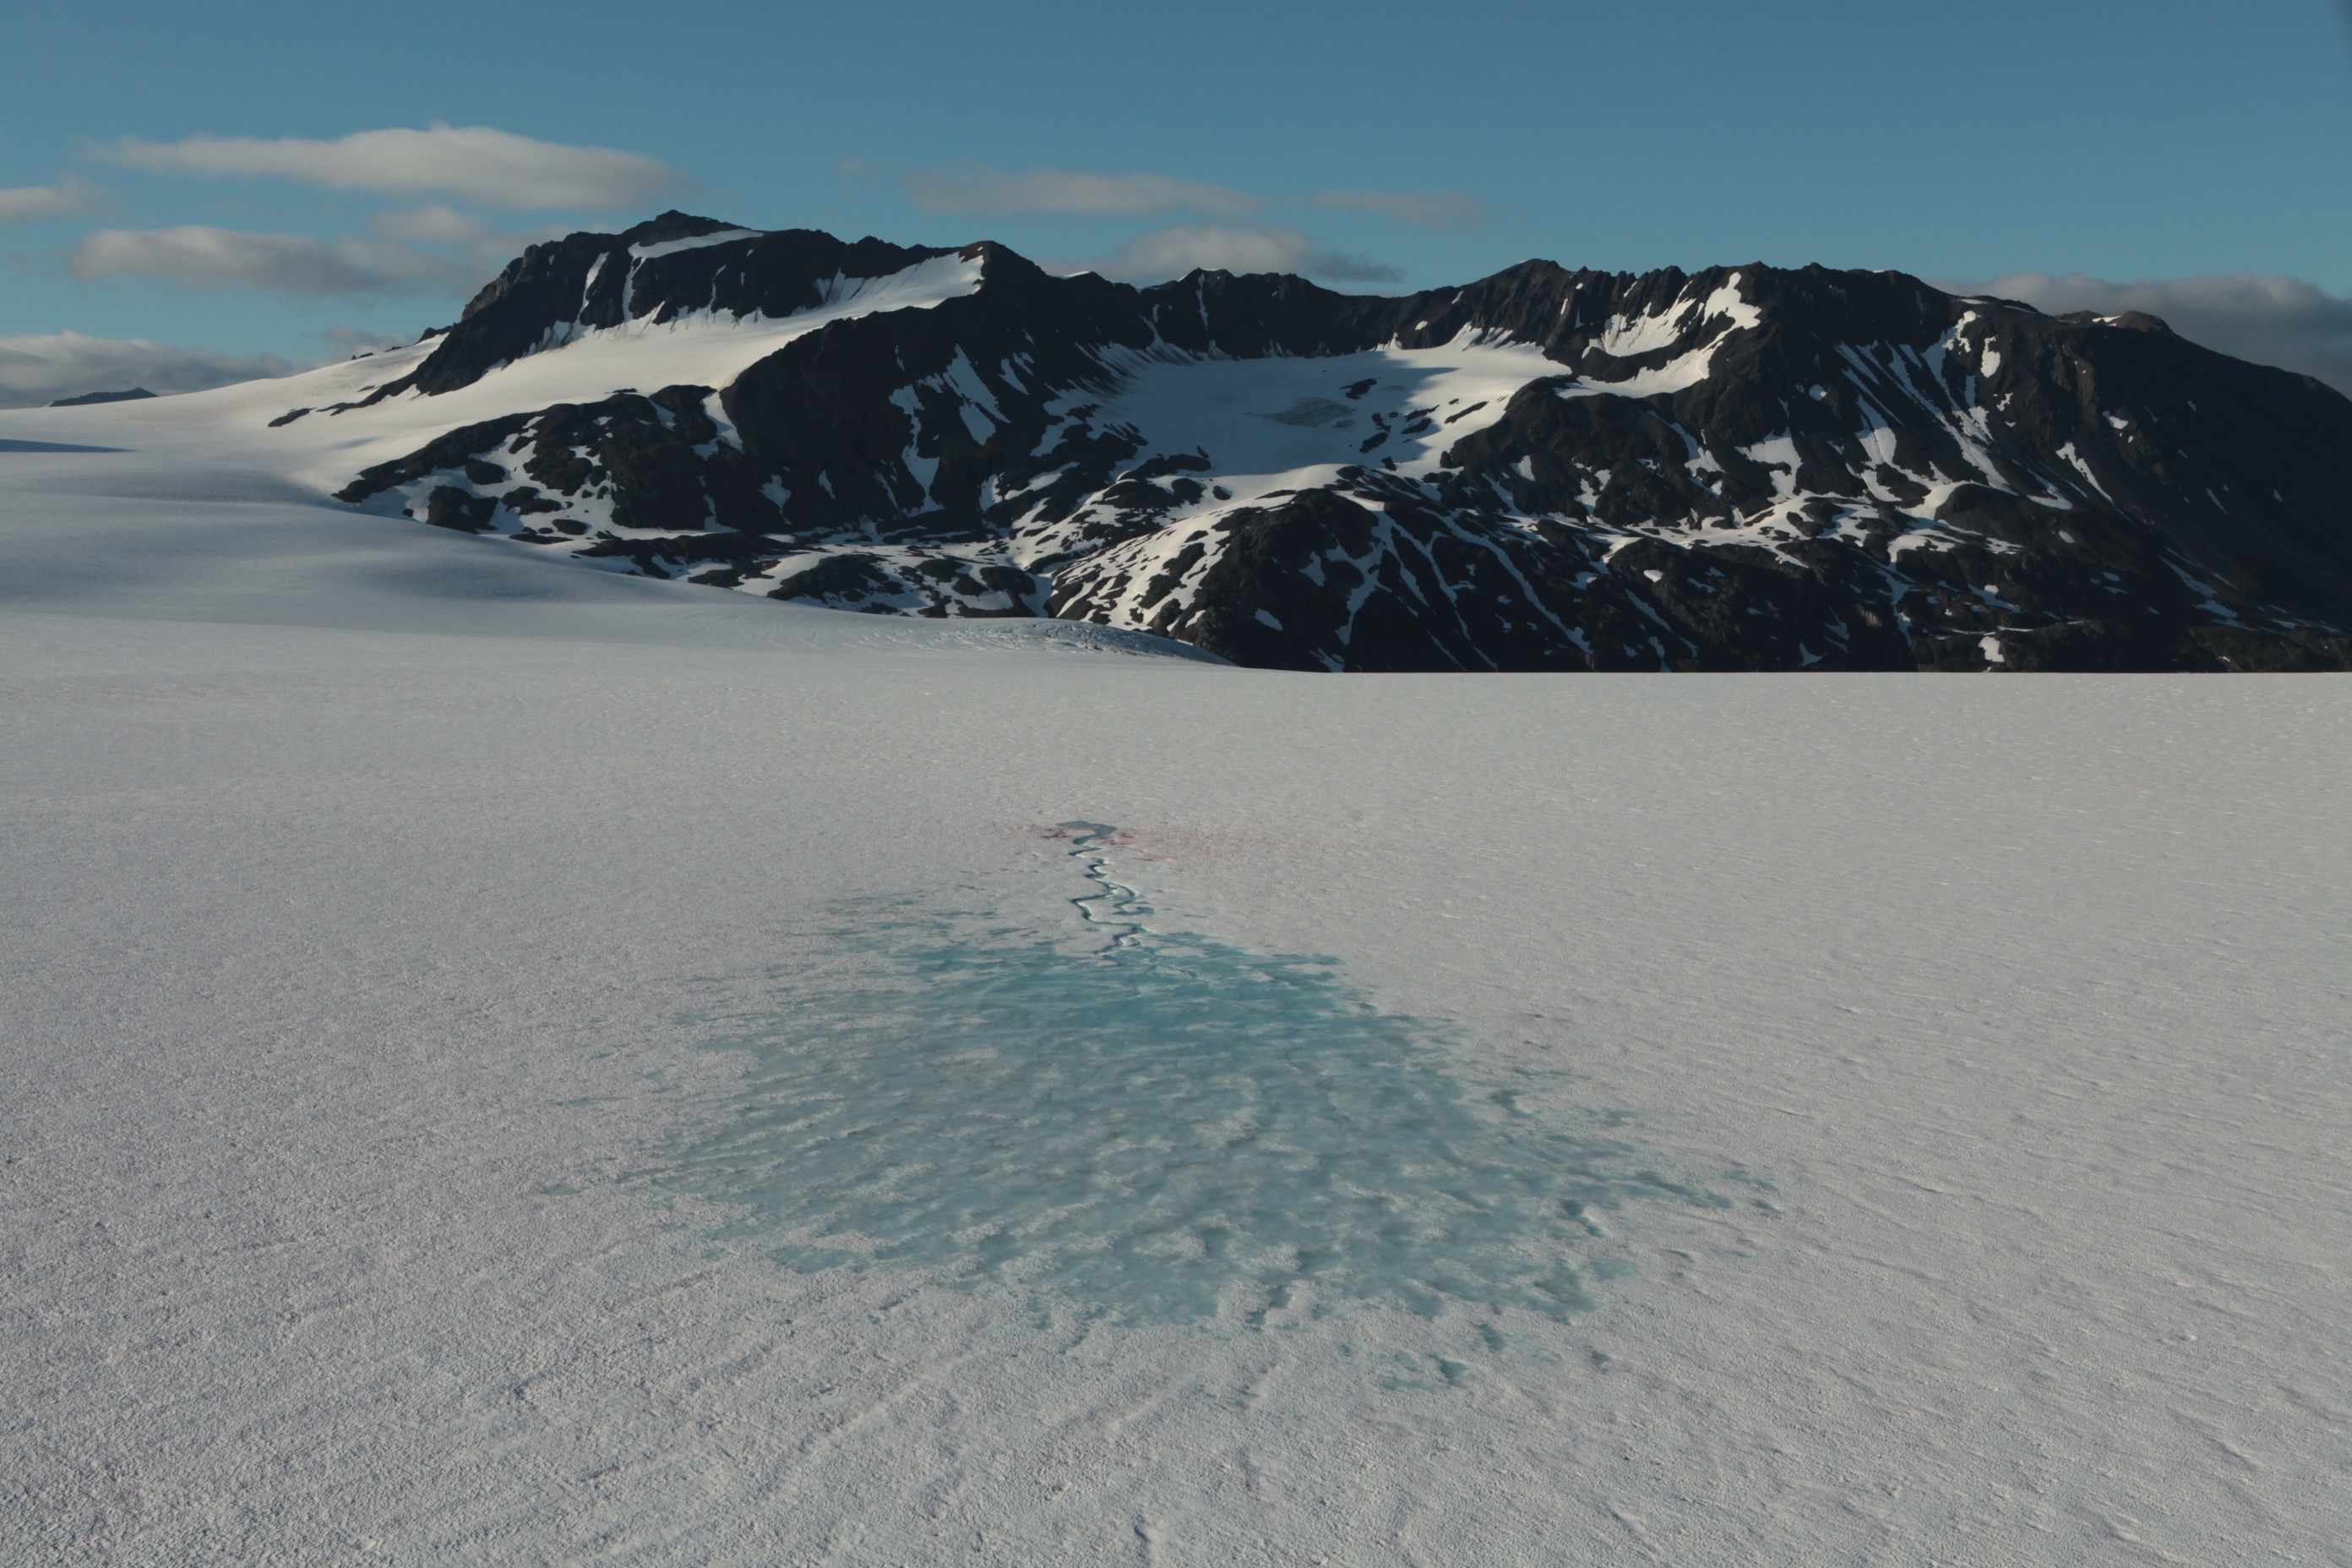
(48, 388), (155, 407)
(422, 487), (498, 533)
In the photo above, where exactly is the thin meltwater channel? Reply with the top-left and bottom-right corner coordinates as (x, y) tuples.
(670, 825), (1734, 1326)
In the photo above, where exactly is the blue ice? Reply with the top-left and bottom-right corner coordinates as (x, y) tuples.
(672, 825), (1718, 1326)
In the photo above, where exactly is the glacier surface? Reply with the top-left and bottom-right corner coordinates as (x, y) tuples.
(2, 413), (2349, 1565)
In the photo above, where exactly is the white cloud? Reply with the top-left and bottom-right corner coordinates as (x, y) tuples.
(1089, 225), (1399, 285)
(68, 225), (480, 297)
(905, 165), (1264, 219)
(0, 174), (110, 227)
(93, 124), (688, 211)
(1946, 270), (2352, 395)
(62, 208), (571, 303)
(1309, 188), (1485, 231)
(0, 330), (293, 409)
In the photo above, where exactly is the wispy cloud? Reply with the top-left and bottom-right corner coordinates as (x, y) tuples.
(68, 225), (479, 297)
(1309, 188), (1485, 231)
(91, 124), (689, 211)
(366, 204), (578, 262)
(0, 174), (111, 227)
(1089, 226), (1399, 285)
(0, 330), (293, 409)
(904, 165), (1265, 219)
(1945, 270), (2352, 395)
(896, 163), (1484, 239)
(367, 204), (501, 245)
(320, 325), (413, 359)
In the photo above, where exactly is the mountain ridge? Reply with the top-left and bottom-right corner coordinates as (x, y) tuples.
(325, 211), (2352, 672)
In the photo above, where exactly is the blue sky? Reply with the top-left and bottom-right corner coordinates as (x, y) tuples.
(4, 0), (2350, 400)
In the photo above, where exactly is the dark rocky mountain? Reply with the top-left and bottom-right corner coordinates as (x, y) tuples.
(49, 388), (155, 407)
(334, 211), (2352, 671)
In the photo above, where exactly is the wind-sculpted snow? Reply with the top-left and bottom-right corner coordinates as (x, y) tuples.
(672, 825), (1730, 1326)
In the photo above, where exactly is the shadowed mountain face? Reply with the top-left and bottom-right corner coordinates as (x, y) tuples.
(337, 211), (2352, 672)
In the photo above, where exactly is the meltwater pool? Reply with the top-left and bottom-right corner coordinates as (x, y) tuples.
(672, 826), (1727, 1326)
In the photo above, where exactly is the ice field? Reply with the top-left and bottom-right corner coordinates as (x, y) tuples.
(3, 431), (2349, 1564)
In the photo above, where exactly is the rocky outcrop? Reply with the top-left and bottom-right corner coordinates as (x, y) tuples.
(48, 388), (155, 407)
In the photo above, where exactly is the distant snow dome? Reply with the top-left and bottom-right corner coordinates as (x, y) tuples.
(668, 826), (1735, 1326)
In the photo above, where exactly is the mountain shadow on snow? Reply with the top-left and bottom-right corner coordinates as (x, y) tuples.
(332, 211), (2352, 672)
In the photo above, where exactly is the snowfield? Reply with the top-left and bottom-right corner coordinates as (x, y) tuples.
(2, 409), (2348, 1564)
(0, 248), (989, 499)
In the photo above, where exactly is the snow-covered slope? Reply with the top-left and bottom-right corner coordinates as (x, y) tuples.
(7, 210), (2349, 671)
(0, 235), (988, 502)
